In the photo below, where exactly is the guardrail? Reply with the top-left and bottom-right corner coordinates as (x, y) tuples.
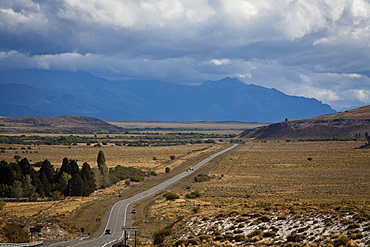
(0, 241), (43, 247)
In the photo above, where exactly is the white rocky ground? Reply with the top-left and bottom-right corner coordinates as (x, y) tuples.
(174, 210), (370, 246)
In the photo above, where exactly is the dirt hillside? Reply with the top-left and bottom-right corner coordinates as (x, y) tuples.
(0, 115), (123, 132)
(240, 105), (370, 140)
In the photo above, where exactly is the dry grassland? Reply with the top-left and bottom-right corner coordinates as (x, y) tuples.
(0, 143), (213, 172)
(1, 197), (97, 218)
(109, 121), (267, 134)
(147, 140), (370, 223)
(0, 143), (221, 240)
(140, 141), (370, 246)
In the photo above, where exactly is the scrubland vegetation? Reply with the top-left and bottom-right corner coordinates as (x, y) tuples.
(142, 141), (370, 246)
(1, 127), (370, 246)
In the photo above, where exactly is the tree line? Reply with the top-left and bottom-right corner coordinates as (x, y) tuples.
(0, 132), (235, 146)
(0, 150), (147, 198)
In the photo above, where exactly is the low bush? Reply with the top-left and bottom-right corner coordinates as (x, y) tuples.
(258, 215), (271, 222)
(153, 228), (171, 245)
(0, 223), (30, 243)
(194, 174), (211, 182)
(234, 234), (246, 242)
(186, 191), (201, 199)
(263, 231), (276, 238)
(286, 233), (306, 242)
(248, 229), (263, 237)
(163, 192), (180, 200)
(333, 236), (350, 247)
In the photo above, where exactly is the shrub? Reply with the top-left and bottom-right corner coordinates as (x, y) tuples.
(0, 223), (30, 243)
(149, 170), (157, 176)
(198, 234), (213, 242)
(194, 174), (211, 182)
(224, 232), (234, 241)
(192, 206), (201, 213)
(186, 191), (201, 199)
(202, 216), (210, 221)
(234, 234), (246, 242)
(263, 231), (276, 238)
(333, 236), (350, 247)
(175, 237), (200, 246)
(286, 233), (306, 242)
(163, 192), (179, 200)
(248, 230), (263, 237)
(214, 235), (224, 241)
(258, 215), (271, 222)
(347, 223), (360, 229)
(153, 228), (171, 245)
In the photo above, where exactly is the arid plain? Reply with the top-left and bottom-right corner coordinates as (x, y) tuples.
(0, 120), (369, 246)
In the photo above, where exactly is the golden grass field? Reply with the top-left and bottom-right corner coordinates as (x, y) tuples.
(109, 121), (267, 134)
(0, 142), (221, 241)
(0, 143), (214, 172)
(145, 141), (370, 229)
(1, 138), (370, 245)
(148, 141), (370, 216)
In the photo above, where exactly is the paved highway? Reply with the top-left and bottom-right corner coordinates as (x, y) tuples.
(49, 144), (238, 247)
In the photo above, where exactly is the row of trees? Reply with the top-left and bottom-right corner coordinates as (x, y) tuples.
(0, 133), (236, 146)
(0, 151), (117, 198)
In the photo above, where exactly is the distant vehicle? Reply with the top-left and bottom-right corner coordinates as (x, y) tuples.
(132, 209), (137, 213)
(105, 229), (111, 234)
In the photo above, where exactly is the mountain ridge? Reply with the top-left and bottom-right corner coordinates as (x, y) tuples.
(240, 105), (370, 140)
(0, 69), (336, 122)
(0, 115), (123, 132)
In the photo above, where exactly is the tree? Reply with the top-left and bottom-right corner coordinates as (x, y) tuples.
(80, 162), (96, 196)
(39, 159), (55, 184)
(22, 175), (35, 199)
(18, 158), (31, 176)
(57, 157), (71, 181)
(38, 172), (51, 197)
(11, 180), (24, 198)
(13, 155), (21, 162)
(0, 160), (13, 186)
(0, 184), (12, 197)
(68, 173), (84, 196)
(69, 159), (80, 176)
(59, 172), (72, 195)
(165, 167), (171, 173)
(97, 150), (110, 188)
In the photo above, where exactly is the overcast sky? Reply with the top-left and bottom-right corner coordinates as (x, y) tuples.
(1, 0), (370, 111)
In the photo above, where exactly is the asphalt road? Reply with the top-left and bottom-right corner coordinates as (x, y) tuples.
(49, 144), (238, 247)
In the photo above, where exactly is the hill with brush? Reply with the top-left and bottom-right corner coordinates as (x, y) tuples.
(0, 115), (123, 132)
(240, 105), (370, 140)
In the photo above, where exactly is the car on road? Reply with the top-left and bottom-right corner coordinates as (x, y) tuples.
(105, 229), (111, 234)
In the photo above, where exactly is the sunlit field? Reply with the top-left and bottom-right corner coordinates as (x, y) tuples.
(145, 140), (370, 218)
(144, 141), (370, 246)
(0, 143), (214, 172)
(195, 141), (370, 204)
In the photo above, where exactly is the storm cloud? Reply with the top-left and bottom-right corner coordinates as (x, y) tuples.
(1, 0), (370, 110)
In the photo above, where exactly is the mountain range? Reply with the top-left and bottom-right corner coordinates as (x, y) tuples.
(0, 69), (336, 122)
